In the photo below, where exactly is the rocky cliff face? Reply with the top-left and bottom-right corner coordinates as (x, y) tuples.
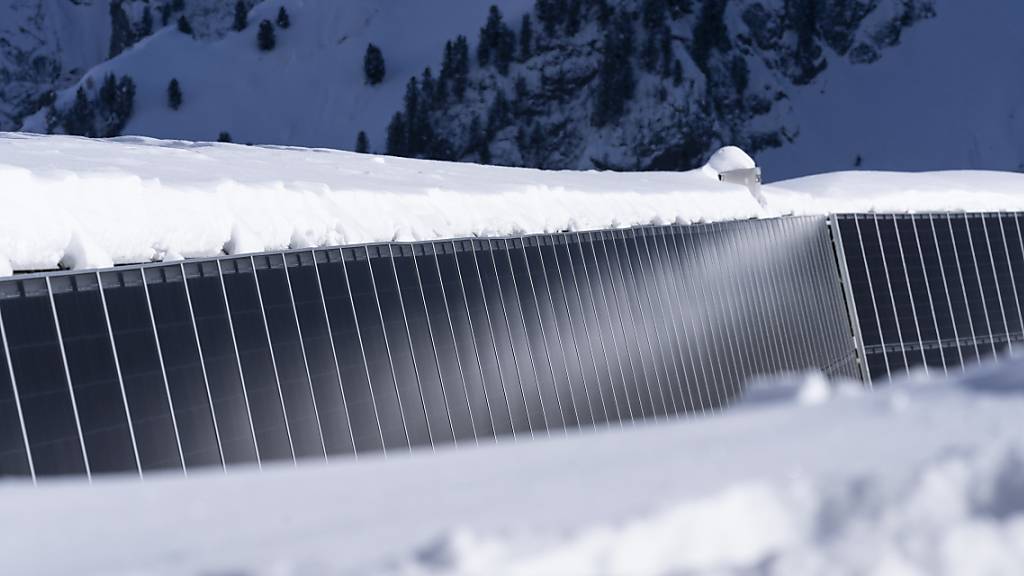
(387, 0), (935, 171)
(0, 0), (108, 130)
(0, 0), (243, 131)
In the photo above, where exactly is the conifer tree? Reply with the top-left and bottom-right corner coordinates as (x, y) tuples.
(385, 112), (408, 156)
(642, 0), (667, 30)
(421, 67), (436, 108)
(276, 7), (290, 29)
(96, 74), (133, 137)
(789, 0), (824, 83)
(659, 28), (673, 76)
(233, 1), (248, 32)
(403, 77), (429, 155)
(593, 10), (636, 127)
(467, 114), (484, 158)
(565, 0), (582, 36)
(138, 6), (154, 37)
(109, 1), (133, 58)
(167, 78), (182, 110)
(519, 14), (533, 61)
(528, 122), (545, 166)
(479, 139), (492, 164)
(496, 26), (516, 75)
(535, 0), (558, 36)
(513, 75), (528, 114)
(666, 0), (692, 17)
(217, 131), (232, 143)
(729, 55), (749, 94)
(440, 40), (455, 81)
(453, 36), (470, 100)
(177, 15), (193, 35)
(355, 131), (369, 153)
(108, 75), (135, 136)
(257, 20), (276, 51)
(478, 5), (506, 67)
(641, 31), (659, 71)
(99, 74), (119, 112)
(363, 43), (386, 85)
(691, 0), (728, 73)
(63, 87), (95, 137)
(486, 89), (511, 137)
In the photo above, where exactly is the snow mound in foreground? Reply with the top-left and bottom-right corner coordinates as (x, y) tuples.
(3, 357), (1024, 576)
(395, 445), (1024, 576)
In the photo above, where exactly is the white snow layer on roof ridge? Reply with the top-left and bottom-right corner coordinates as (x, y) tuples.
(3, 132), (1024, 273)
(0, 133), (766, 273)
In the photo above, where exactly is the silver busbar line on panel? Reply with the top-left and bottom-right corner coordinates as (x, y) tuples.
(0, 217), (855, 481)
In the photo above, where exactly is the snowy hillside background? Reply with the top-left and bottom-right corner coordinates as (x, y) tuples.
(4, 0), (1021, 178)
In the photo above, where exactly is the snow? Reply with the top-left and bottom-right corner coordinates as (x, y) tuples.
(19, 0), (534, 152)
(704, 145), (757, 176)
(2, 356), (1023, 575)
(0, 0), (112, 129)
(4, 132), (1024, 273)
(758, 0), (1024, 179)
(767, 170), (1024, 215)
(0, 132), (766, 271)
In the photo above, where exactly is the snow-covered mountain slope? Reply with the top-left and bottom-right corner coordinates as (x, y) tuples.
(12, 0), (946, 177)
(19, 0), (534, 149)
(3, 132), (1024, 276)
(2, 359), (1023, 575)
(0, 0), (111, 129)
(758, 0), (1024, 180)
(0, 0), (247, 131)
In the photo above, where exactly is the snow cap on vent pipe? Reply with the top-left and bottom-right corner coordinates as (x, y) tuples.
(705, 146), (765, 208)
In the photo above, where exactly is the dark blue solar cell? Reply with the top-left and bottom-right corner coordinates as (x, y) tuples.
(0, 279), (86, 477)
(101, 269), (182, 473)
(344, 247), (410, 452)
(0, 304), (31, 478)
(284, 251), (355, 457)
(50, 274), (138, 475)
(220, 258), (293, 463)
(184, 261), (259, 466)
(435, 242), (496, 440)
(253, 254), (324, 461)
(415, 243), (477, 443)
(315, 249), (383, 454)
(145, 265), (223, 470)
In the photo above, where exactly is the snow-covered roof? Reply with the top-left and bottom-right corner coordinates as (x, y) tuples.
(0, 133), (767, 274)
(2, 132), (1024, 275)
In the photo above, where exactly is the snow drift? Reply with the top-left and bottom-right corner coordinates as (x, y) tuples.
(3, 132), (1024, 274)
(2, 357), (1023, 575)
(0, 132), (766, 272)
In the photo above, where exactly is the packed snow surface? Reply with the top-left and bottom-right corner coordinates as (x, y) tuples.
(3, 132), (1024, 273)
(2, 359), (1024, 575)
(704, 145), (757, 175)
(0, 132), (765, 272)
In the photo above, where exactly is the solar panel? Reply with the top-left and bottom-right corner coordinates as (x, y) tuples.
(833, 213), (1024, 385)
(0, 218), (856, 480)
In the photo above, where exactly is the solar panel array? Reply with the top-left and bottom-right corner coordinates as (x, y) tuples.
(0, 217), (854, 480)
(833, 213), (1024, 383)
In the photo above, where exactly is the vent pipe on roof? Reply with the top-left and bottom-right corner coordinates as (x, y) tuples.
(705, 146), (767, 208)
(719, 167), (765, 208)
